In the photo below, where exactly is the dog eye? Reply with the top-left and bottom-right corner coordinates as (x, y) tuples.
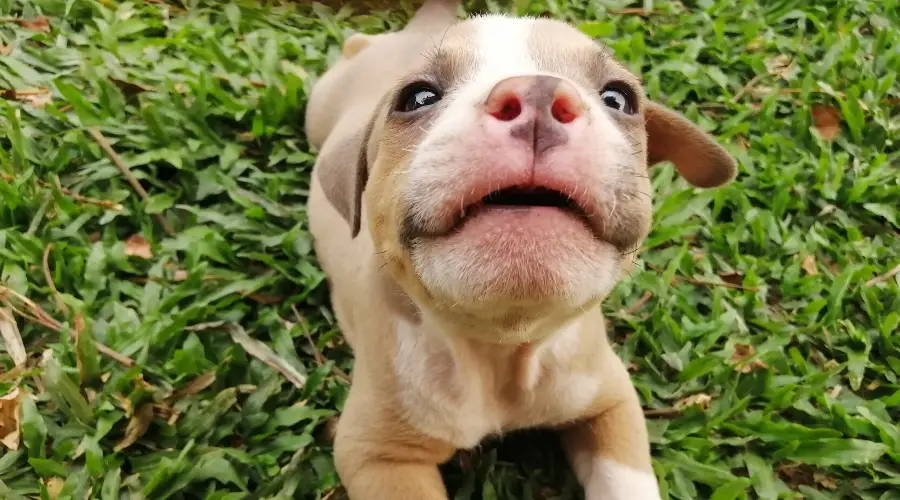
(599, 87), (634, 114)
(397, 84), (442, 113)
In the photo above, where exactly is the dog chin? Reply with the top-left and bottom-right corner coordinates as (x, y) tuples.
(409, 223), (622, 321)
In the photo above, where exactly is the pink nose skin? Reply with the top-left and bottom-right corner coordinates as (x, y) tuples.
(482, 75), (585, 154)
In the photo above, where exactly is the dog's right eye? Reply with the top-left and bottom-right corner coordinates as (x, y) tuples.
(396, 84), (442, 113)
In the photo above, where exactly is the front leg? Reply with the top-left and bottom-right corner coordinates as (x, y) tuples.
(334, 384), (456, 500)
(561, 387), (661, 500)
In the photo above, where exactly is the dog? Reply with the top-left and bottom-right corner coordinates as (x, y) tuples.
(304, 1), (737, 498)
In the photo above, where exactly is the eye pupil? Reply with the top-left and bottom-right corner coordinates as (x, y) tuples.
(600, 88), (634, 114)
(414, 90), (438, 107)
(399, 84), (442, 112)
(603, 94), (622, 109)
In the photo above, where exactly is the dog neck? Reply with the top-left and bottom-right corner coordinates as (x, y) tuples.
(391, 308), (607, 448)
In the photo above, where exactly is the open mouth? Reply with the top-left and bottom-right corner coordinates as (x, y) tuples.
(481, 186), (578, 210)
(457, 185), (591, 227)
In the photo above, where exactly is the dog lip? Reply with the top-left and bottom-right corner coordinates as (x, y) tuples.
(443, 183), (600, 237)
(401, 178), (609, 247)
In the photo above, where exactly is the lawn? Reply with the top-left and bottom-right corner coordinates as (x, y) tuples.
(0, 0), (898, 498)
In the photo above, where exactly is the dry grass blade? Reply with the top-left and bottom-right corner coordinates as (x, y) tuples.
(42, 244), (70, 316)
(168, 372), (217, 402)
(0, 387), (23, 450)
(0, 285), (135, 367)
(643, 407), (682, 418)
(621, 291), (653, 315)
(291, 305), (351, 383)
(114, 403), (155, 452)
(609, 8), (654, 15)
(865, 263), (900, 287)
(729, 344), (770, 373)
(87, 128), (175, 236)
(0, 16), (50, 32)
(226, 323), (307, 389)
(0, 174), (123, 210)
(0, 307), (27, 367)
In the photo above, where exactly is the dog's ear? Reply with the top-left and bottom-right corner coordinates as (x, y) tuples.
(644, 102), (737, 188)
(315, 113), (378, 238)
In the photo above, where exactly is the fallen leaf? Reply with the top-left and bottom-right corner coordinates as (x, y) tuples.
(0, 43), (11, 56)
(674, 393), (713, 411)
(801, 255), (818, 275)
(28, 93), (52, 108)
(1, 16), (51, 32)
(226, 323), (306, 389)
(166, 407), (181, 426)
(765, 54), (799, 80)
(746, 37), (765, 51)
(124, 234), (153, 259)
(0, 387), (22, 450)
(829, 385), (843, 399)
(0, 307), (26, 367)
(814, 473), (838, 490)
(151, 403), (177, 424)
(811, 105), (841, 141)
(818, 204), (837, 217)
(168, 372), (216, 402)
(246, 293), (284, 304)
(114, 403), (154, 452)
(777, 462), (816, 490)
(112, 394), (133, 417)
(110, 78), (156, 95)
(46, 477), (65, 498)
(2, 89), (55, 108)
(719, 272), (744, 286)
(729, 344), (769, 373)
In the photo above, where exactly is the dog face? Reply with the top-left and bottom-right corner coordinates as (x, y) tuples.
(315, 15), (736, 341)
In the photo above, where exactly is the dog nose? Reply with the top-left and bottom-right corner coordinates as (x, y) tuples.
(483, 75), (583, 153)
(483, 75), (584, 124)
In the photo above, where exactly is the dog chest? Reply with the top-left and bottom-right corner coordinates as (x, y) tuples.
(393, 320), (603, 449)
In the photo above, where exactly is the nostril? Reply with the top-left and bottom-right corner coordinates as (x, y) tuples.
(551, 95), (579, 124)
(487, 93), (523, 122)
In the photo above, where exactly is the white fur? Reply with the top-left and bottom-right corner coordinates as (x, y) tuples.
(400, 14), (637, 314)
(571, 452), (662, 500)
(404, 15), (541, 234)
(393, 317), (603, 449)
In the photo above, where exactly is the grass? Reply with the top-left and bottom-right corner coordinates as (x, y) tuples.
(0, 0), (898, 498)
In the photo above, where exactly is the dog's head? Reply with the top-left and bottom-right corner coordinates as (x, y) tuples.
(315, 14), (736, 342)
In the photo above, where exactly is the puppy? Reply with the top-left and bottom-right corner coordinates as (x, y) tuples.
(304, 2), (737, 499)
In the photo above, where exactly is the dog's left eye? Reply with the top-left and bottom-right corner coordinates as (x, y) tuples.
(397, 84), (442, 113)
(599, 87), (634, 115)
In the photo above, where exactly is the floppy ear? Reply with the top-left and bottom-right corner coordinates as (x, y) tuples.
(315, 114), (378, 238)
(645, 102), (737, 188)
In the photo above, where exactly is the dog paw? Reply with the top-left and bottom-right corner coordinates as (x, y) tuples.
(582, 458), (661, 500)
